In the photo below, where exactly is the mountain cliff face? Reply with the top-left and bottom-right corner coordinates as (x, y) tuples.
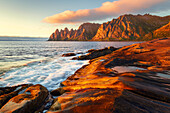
(48, 23), (101, 41)
(144, 22), (170, 40)
(92, 14), (170, 41)
(48, 14), (170, 41)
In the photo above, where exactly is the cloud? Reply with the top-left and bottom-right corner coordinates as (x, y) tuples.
(43, 0), (170, 24)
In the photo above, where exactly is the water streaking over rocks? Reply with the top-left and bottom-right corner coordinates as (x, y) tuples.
(0, 56), (89, 91)
(0, 37), (138, 91)
(47, 37), (170, 113)
(0, 38), (169, 113)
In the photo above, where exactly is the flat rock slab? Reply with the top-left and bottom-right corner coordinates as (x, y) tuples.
(48, 38), (170, 113)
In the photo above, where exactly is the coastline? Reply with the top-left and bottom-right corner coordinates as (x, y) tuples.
(0, 37), (170, 113)
(47, 40), (145, 42)
(47, 37), (170, 113)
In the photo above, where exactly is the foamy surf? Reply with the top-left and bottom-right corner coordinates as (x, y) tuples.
(0, 39), (139, 91)
(0, 56), (89, 91)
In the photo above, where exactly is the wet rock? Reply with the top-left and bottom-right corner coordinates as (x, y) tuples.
(0, 84), (31, 109)
(105, 58), (138, 68)
(35, 93), (54, 113)
(62, 53), (76, 57)
(72, 46), (118, 60)
(0, 84), (49, 113)
(0, 87), (16, 96)
(147, 66), (165, 71)
(87, 49), (96, 52)
(0, 84), (31, 96)
(49, 98), (61, 111)
(50, 88), (66, 96)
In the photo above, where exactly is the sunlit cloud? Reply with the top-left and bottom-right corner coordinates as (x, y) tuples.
(43, 0), (170, 24)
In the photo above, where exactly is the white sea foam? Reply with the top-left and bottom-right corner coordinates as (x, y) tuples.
(0, 56), (89, 91)
(0, 40), (139, 91)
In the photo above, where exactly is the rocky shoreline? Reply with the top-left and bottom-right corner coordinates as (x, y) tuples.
(0, 38), (170, 113)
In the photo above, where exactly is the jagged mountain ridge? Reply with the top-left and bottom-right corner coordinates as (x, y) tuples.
(48, 23), (101, 41)
(48, 14), (170, 41)
(92, 14), (170, 41)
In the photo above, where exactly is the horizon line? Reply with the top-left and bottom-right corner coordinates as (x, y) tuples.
(0, 36), (48, 38)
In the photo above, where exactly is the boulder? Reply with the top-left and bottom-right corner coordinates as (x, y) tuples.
(0, 84), (31, 109)
(50, 88), (66, 96)
(62, 53), (76, 57)
(0, 84), (49, 113)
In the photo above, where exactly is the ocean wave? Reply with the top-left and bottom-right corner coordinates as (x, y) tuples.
(0, 40), (139, 90)
(0, 56), (89, 91)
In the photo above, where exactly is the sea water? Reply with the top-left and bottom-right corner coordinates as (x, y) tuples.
(0, 37), (139, 91)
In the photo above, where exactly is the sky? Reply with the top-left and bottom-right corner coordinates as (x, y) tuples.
(0, 0), (170, 37)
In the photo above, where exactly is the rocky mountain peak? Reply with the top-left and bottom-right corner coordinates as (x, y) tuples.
(64, 27), (69, 32)
(48, 14), (170, 41)
(48, 23), (101, 41)
(92, 14), (170, 41)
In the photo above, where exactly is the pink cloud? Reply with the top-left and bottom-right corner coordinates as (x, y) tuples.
(43, 0), (169, 24)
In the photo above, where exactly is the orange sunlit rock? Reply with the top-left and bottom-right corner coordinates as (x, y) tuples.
(48, 37), (170, 113)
